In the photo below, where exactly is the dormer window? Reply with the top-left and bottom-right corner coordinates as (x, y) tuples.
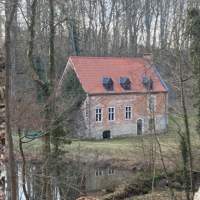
(120, 77), (131, 90)
(142, 76), (153, 90)
(102, 77), (113, 91)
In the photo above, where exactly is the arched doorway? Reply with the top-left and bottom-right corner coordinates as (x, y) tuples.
(137, 119), (143, 135)
(103, 130), (111, 139)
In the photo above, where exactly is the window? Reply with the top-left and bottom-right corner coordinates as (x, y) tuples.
(149, 118), (155, 131)
(103, 130), (111, 139)
(137, 119), (143, 135)
(96, 108), (102, 122)
(85, 109), (89, 119)
(95, 169), (104, 176)
(125, 106), (132, 119)
(120, 77), (131, 90)
(149, 95), (156, 112)
(102, 77), (114, 91)
(108, 107), (115, 121)
(85, 102), (89, 119)
(108, 168), (115, 175)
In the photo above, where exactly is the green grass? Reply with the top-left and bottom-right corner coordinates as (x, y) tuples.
(65, 132), (184, 165)
(17, 130), (198, 167)
(14, 115), (200, 167)
(68, 133), (179, 154)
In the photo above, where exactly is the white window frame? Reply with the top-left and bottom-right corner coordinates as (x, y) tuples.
(108, 168), (115, 176)
(148, 95), (156, 113)
(95, 169), (104, 176)
(125, 106), (132, 120)
(108, 107), (115, 121)
(95, 107), (102, 122)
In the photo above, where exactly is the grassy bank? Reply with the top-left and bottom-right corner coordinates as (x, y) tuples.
(13, 115), (200, 168)
(14, 130), (199, 169)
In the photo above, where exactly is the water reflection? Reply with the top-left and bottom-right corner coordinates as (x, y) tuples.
(13, 160), (133, 200)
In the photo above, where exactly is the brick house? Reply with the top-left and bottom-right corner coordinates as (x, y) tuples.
(59, 56), (168, 139)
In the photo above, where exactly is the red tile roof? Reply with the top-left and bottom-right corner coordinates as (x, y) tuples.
(68, 56), (167, 94)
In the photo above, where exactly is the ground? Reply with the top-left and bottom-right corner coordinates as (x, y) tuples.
(13, 115), (200, 199)
(77, 190), (190, 200)
(126, 190), (189, 200)
(14, 115), (199, 169)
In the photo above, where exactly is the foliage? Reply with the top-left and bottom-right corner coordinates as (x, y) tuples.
(7, 0), (200, 199)
(51, 124), (72, 153)
(62, 68), (86, 108)
(51, 68), (86, 151)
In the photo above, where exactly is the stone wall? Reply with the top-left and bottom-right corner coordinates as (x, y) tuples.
(83, 92), (168, 139)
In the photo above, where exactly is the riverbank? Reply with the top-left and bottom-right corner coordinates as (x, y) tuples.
(13, 124), (200, 200)
(13, 128), (199, 170)
(12, 115), (200, 200)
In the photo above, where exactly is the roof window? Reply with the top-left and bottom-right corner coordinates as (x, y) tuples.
(142, 76), (153, 90)
(120, 77), (131, 90)
(102, 77), (114, 91)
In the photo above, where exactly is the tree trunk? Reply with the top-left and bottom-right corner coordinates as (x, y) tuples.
(18, 129), (29, 200)
(5, 0), (18, 199)
(41, 0), (55, 199)
(179, 54), (194, 200)
(145, 0), (151, 51)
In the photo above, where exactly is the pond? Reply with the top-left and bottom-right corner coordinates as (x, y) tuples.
(6, 160), (134, 200)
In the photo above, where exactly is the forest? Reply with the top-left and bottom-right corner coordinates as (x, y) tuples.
(1, 0), (200, 199)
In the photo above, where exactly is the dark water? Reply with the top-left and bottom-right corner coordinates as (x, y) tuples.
(6, 159), (200, 200)
(8, 160), (134, 200)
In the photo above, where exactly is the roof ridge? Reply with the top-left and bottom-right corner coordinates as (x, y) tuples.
(70, 56), (143, 60)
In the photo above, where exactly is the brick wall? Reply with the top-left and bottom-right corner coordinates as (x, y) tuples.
(83, 92), (168, 139)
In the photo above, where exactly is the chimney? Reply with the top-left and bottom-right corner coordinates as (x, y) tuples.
(143, 53), (153, 65)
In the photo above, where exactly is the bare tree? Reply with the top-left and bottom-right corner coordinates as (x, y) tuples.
(5, 0), (18, 199)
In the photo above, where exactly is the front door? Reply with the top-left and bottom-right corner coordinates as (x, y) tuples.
(137, 119), (143, 135)
(103, 130), (111, 139)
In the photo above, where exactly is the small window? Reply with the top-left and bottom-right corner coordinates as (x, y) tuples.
(108, 168), (115, 175)
(108, 107), (115, 121)
(102, 77), (114, 91)
(149, 118), (155, 131)
(125, 106), (132, 119)
(85, 102), (89, 119)
(103, 130), (111, 139)
(85, 109), (89, 118)
(137, 119), (143, 135)
(149, 95), (156, 112)
(120, 77), (131, 90)
(96, 108), (102, 122)
(95, 169), (104, 176)
(142, 76), (153, 90)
